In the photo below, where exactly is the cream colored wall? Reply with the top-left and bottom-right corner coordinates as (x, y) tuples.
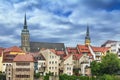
(0, 57), (2, 72)
(63, 55), (73, 75)
(79, 54), (89, 64)
(38, 60), (46, 68)
(12, 62), (34, 80)
(2, 63), (12, 73)
(40, 49), (60, 75)
(0, 51), (3, 72)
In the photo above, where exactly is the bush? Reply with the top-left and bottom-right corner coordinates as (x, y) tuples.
(34, 72), (40, 79)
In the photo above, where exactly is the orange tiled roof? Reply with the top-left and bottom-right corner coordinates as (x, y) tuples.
(63, 54), (72, 60)
(66, 47), (78, 54)
(56, 51), (65, 55)
(13, 54), (34, 62)
(4, 46), (23, 53)
(91, 46), (110, 52)
(77, 45), (90, 53)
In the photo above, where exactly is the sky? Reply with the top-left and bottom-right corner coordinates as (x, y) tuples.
(0, 0), (120, 48)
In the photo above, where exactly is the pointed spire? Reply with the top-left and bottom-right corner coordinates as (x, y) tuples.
(85, 24), (91, 45)
(24, 13), (27, 29)
(86, 24), (89, 37)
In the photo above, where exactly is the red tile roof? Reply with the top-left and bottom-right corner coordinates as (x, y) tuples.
(77, 45), (90, 53)
(4, 46), (23, 53)
(13, 54), (34, 62)
(91, 46), (110, 52)
(66, 47), (78, 54)
(56, 51), (65, 55)
(63, 54), (72, 60)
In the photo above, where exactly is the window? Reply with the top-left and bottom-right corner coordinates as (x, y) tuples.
(55, 67), (57, 69)
(16, 68), (30, 71)
(55, 61), (57, 64)
(9, 73), (10, 75)
(52, 56), (54, 58)
(8, 77), (10, 80)
(16, 62), (30, 66)
(49, 67), (51, 69)
(16, 75), (30, 78)
(67, 67), (71, 70)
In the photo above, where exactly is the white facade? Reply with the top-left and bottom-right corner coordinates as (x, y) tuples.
(103, 41), (120, 57)
(40, 49), (60, 75)
(63, 55), (73, 75)
(37, 60), (46, 75)
(2, 63), (12, 73)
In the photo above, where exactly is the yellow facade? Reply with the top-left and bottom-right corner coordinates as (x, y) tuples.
(0, 51), (25, 72)
(10, 52), (25, 55)
(0, 57), (2, 71)
(85, 39), (91, 45)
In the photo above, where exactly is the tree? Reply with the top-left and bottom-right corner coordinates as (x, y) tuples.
(101, 53), (120, 75)
(90, 61), (101, 76)
(91, 53), (120, 75)
(34, 72), (40, 79)
(0, 72), (6, 80)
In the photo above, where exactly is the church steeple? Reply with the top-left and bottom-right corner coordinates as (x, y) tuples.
(24, 13), (27, 29)
(21, 13), (30, 52)
(85, 24), (91, 45)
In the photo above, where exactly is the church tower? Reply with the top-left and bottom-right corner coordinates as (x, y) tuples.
(85, 25), (91, 45)
(21, 14), (30, 52)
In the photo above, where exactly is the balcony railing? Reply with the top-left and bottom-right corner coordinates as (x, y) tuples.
(95, 53), (101, 56)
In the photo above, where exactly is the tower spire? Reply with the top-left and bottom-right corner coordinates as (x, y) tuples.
(85, 24), (91, 45)
(21, 13), (30, 52)
(86, 24), (89, 37)
(24, 13), (27, 29)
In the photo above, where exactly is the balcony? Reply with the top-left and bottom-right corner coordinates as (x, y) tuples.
(95, 53), (101, 56)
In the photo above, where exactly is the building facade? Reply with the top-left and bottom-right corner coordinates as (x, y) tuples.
(12, 54), (34, 80)
(40, 49), (60, 76)
(102, 40), (120, 57)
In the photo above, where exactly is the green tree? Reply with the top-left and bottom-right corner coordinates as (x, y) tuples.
(90, 61), (101, 76)
(34, 72), (40, 79)
(0, 72), (6, 80)
(91, 53), (120, 76)
(101, 53), (120, 75)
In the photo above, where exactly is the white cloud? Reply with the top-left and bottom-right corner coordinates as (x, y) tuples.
(0, 0), (120, 47)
